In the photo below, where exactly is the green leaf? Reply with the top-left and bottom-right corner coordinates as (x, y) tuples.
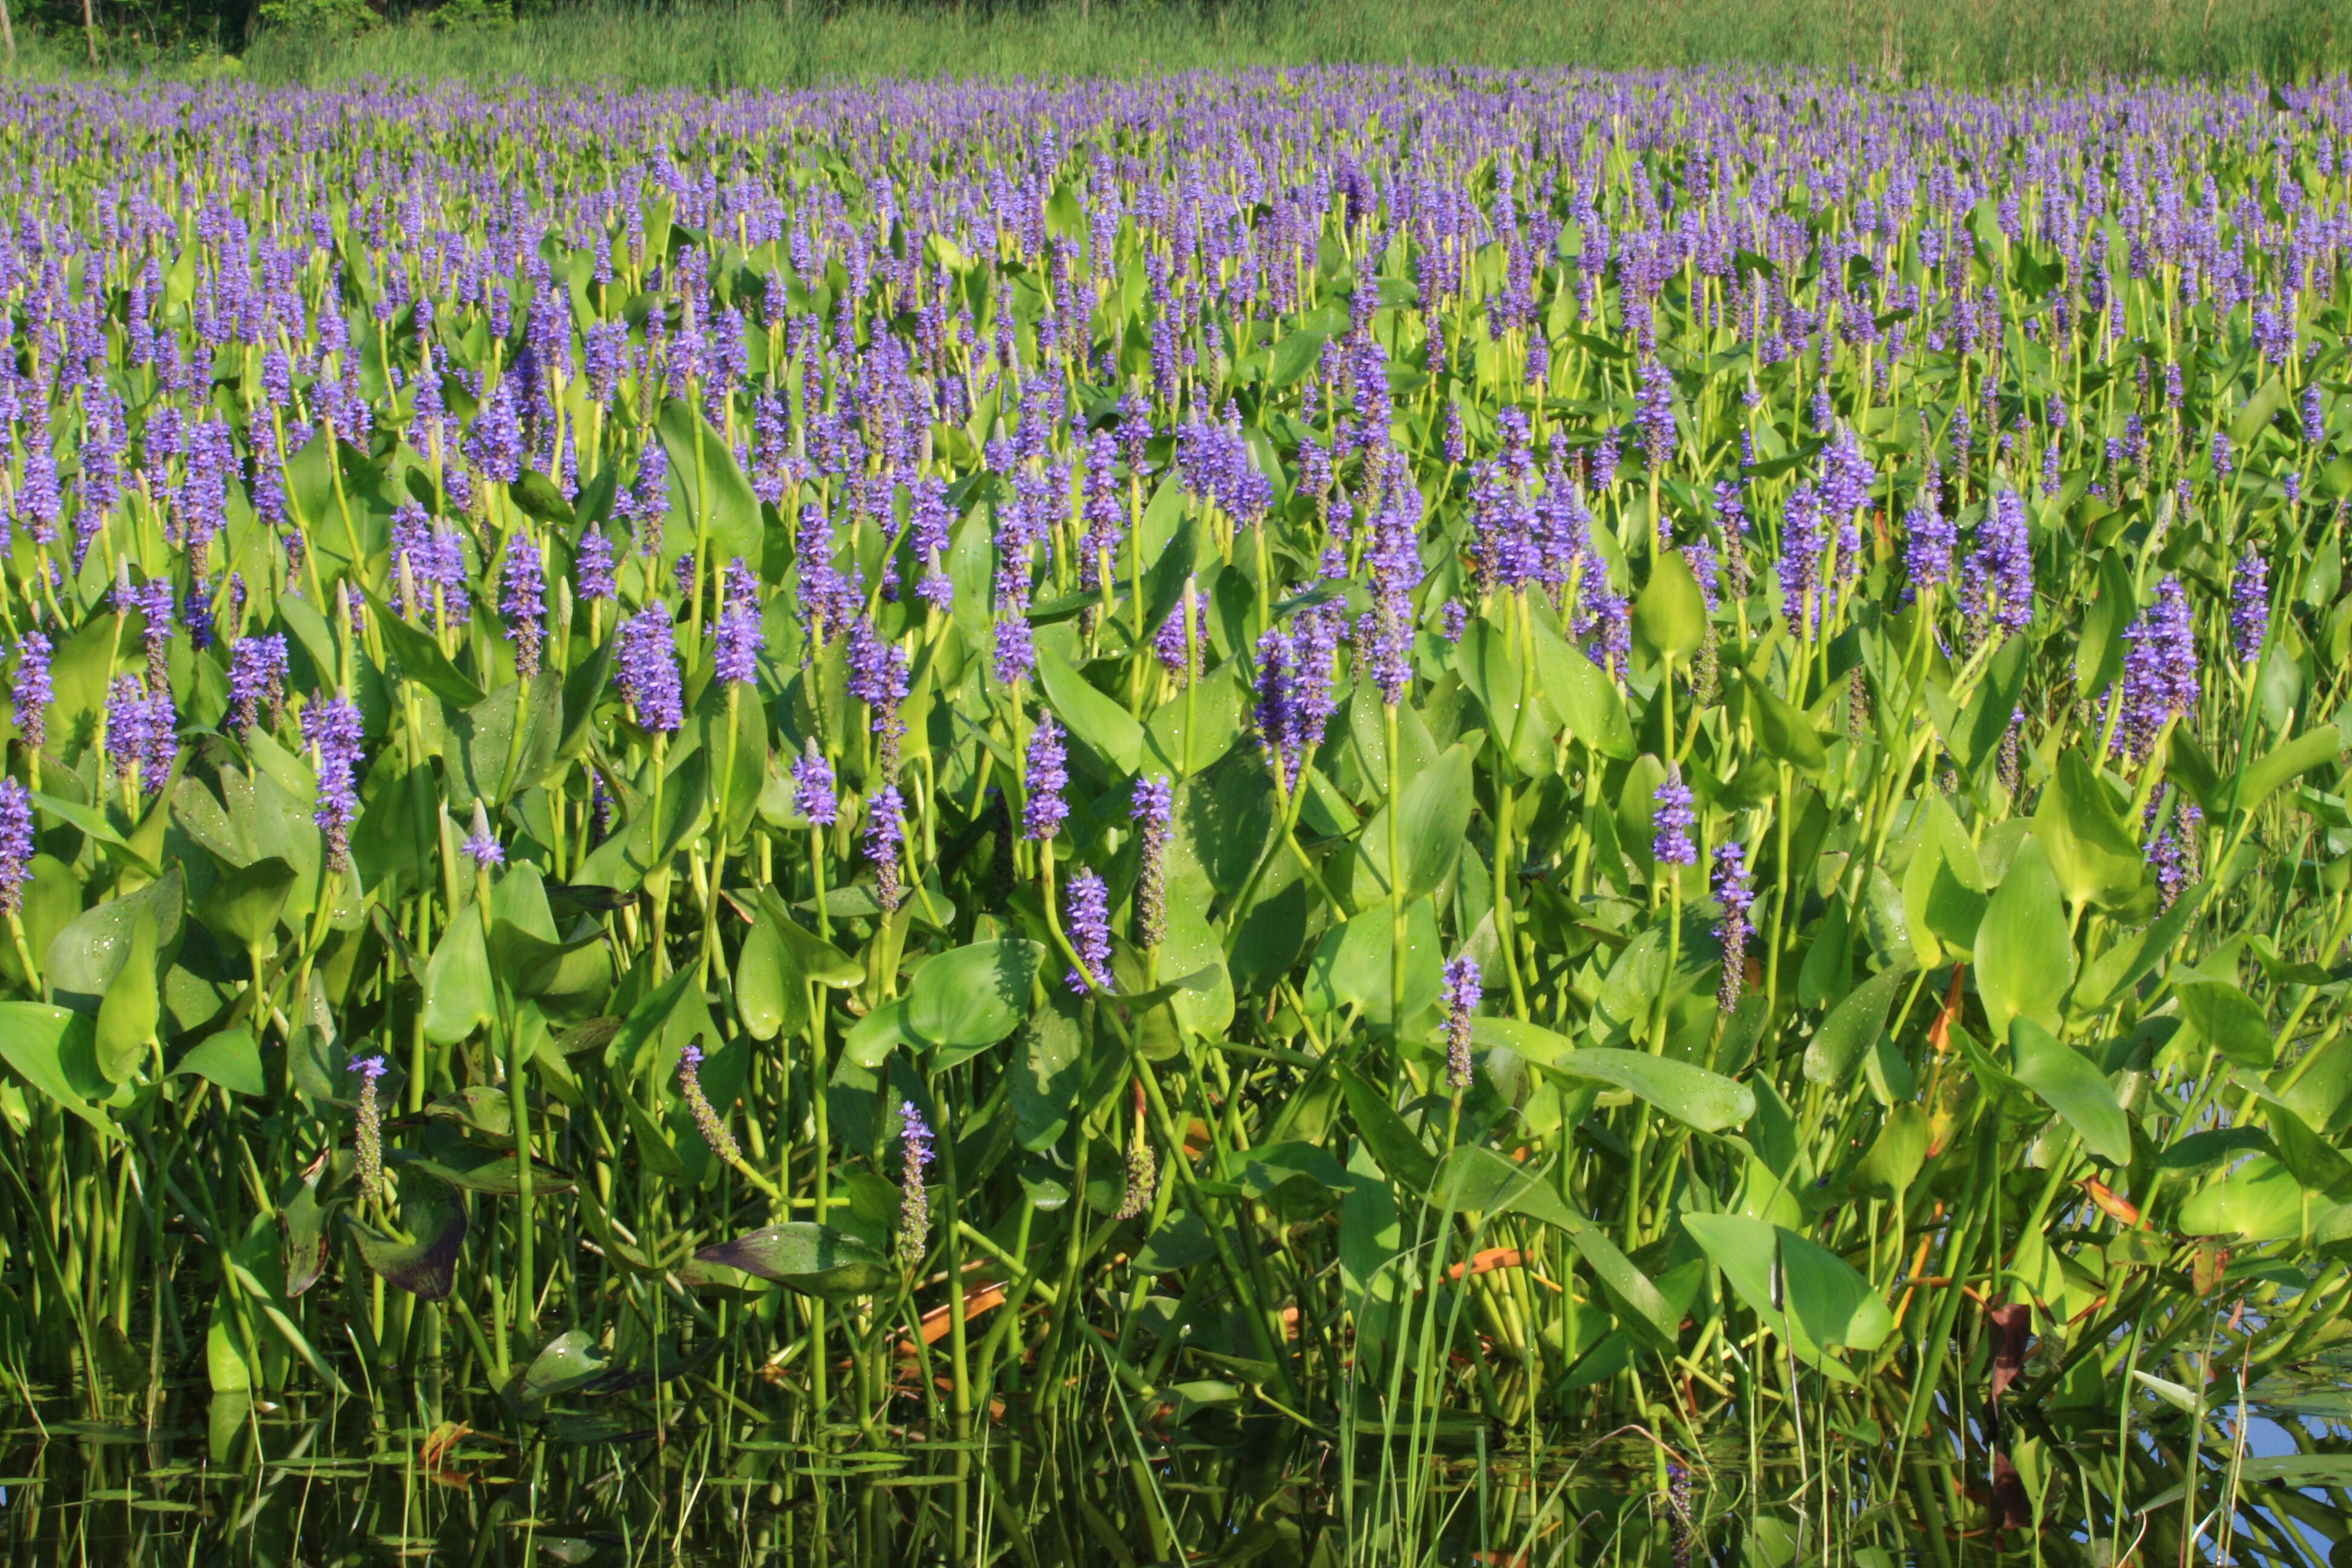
(1973, 835), (2073, 1040)
(2008, 1018), (2131, 1165)
(735, 909), (794, 1041)
(1143, 660), (1247, 777)
(694, 1223), (893, 1300)
(2076, 881), (2207, 1014)
(30, 791), (144, 865)
(1035, 647), (1145, 774)
(2177, 1154), (2314, 1242)
(843, 997), (913, 1071)
(1358, 743), (1473, 904)
(754, 890), (864, 987)
(1849, 1103), (1930, 1200)
(1302, 899), (1442, 1025)
(1682, 1212), (1883, 1376)
(45, 867), (185, 1018)
(421, 906), (495, 1046)
(1805, 963), (1912, 1089)
(1632, 550), (1709, 669)
(93, 905), (161, 1083)
(1539, 1048), (1756, 1133)
(1135, 1210), (1217, 1274)
(656, 397), (765, 570)
(347, 1175), (467, 1299)
(1432, 1146), (1677, 1347)
(1900, 795), (1986, 963)
(2264, 1107), (2352, 1202)
(1737, 668), (1829, 776)
(2074, 553), (2134, 702)
(1467, 1016), (1576, 1065)
(1526, 614), (1633, 760)
(520, 1328), (613, 1402)
(173, 1028), (266, 1097)
(2036, 750), (2147, 910)
(0, 1003), (119, 1138)
(906, 939), (1045, 1051)
(365, 590), (486, 709)
(510, 471), (576, 528)
(1454, 615), (1551, 777)
(2232, 372), (2292, 449)
(1335, 1062), (1435, 1194)
(2237, 725), (2342, 816)
(1777, 1227), (1894, 1354)
(1267, 325), (1330, 390)
(196, 857), (297, 952)
(2174, 978), (2275, 1070)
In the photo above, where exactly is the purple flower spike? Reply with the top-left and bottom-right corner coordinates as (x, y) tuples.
(680, 1043), (743, 1168)
(866, 784), (906, 913)
(228, 635), (290, 740)
(304, 693), (364, 873)
(1441, 956), (1480, 1089)
(793, 743), (838, 826)
(897, 1100), (935, 1269)
(1131, 774), (1174, 949)
(2113, 577), (2200, 762)
(10, 632), (52, 756)
(1713, 841), (1753, 1013)
(351, 1053), (388, 1201)
(0, 779), (33, 916)
(501, 536), (547, 681)
(2231, 550), (2269, 663)
(1064, 868), (1111, 994)
(1022, 714), (1068, 841)
(462, 801), (505, 869)
(1651, 765), (1697, 867)
(616, 603), (684, 732)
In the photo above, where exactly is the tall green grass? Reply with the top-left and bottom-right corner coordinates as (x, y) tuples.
(198, 0), (2352, 89)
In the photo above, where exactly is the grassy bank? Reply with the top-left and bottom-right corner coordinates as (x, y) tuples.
(10, 0), (2348, 88)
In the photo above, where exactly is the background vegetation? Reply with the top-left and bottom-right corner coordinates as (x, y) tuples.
(0, 0), (2345, 87)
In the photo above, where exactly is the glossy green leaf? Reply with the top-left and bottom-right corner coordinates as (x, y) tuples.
(1357, 742), (1473, 904)
(1540, 1048), (1756, 1133)
(1632, 550), (1709, 668)
(1525, 615), (1633, 760)
(421, 905), (495, 1045)
(173, 1028), (267, 1097)
(93, 904), (161, 1083)
(2175, 978), (2275, 1070)
(1805, 962), (1912, 1088)
(735, 909), (793, 1040)
(1335, 1062), (1435, 1195)
(1849, 1103), (1930, 1200)
(694, 1223), (893, 1300)
(1973, 835), (2073, 1039)
(1433, 1146), (1677, 1346)
(2237, 724), (2343, 816)
(196, 857), (296, 952)
(2036, 750), (2147, 910)
(0, 1003), (119, 1138)
(905, 938), (1045, 1051)
(1035, 646), (1145, 774)
(2009, 1018), (2131, 1165)
(657, 396), (765, 569)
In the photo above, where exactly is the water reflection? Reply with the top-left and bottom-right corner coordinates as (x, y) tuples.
(2, 1367), (2348, 1566)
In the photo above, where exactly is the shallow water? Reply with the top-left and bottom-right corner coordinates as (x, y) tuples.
(5, 1366), (2350, 1567)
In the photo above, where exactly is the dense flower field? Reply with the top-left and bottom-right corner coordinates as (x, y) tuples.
(3, 67), (2352, 1560)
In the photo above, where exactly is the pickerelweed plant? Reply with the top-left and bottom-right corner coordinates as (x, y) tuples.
(1, 65), (2351, 1567)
